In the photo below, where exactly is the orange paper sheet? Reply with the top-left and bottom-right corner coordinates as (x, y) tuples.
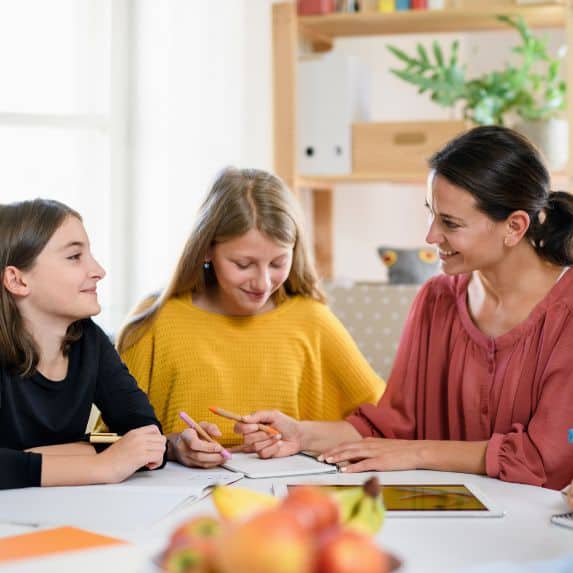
(0, 526), (127, 563)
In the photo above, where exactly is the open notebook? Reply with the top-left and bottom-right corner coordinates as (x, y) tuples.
(223, 452), (337, 478)
(0, 463), (243, 532)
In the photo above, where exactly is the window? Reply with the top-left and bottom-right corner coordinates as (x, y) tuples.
(0, 0), (128, 332)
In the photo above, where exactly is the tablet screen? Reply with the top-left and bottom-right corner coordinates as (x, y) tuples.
(287, 484), (488, 512)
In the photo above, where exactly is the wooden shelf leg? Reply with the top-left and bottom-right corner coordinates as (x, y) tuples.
(312, 188), (333, 280)
(273, 2), (297, 192)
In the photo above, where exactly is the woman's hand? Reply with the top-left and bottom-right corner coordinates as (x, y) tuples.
(321, 438), (423, 473)
(97, 424), (166, 483)
(322, 438), (488, 475)
(234, 410), (302, 458)
(168, 422), (227, 469)
(568, 480), (573, 510)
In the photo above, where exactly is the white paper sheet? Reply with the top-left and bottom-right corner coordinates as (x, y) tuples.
(0, 463), (242, 532)
(222, 452), (337, 478)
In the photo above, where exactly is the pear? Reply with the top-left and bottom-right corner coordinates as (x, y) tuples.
(212, 484), (279, 521)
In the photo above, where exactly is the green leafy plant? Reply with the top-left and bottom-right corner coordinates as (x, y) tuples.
(386, 16), (566, 126)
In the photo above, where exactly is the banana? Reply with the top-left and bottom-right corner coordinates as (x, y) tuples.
(345, 488), (385, 535)
(212, 485), (279, 521)
(327, 477), (385, 535)
(326, 486), (364, 523)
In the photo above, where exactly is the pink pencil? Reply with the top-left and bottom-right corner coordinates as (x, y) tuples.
(179, 411), (231, 460)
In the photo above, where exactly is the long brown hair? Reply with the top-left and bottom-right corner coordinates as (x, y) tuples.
(0, 199), (83, 376)
(118, 167), (325, 352)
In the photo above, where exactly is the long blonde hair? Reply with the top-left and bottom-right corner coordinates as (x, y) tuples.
(118, 167), (324, 352)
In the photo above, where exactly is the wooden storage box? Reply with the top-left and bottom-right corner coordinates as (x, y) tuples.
(448, 0), (513, 6)
(352, 120), (467, 175)
(448, 0), (562, 7)
(297, 0), (336, 15)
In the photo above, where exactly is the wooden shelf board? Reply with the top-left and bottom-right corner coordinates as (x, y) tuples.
(299, 6), (565, 39)
(298, 173), (429, 187)
(298, 170), (569, 188)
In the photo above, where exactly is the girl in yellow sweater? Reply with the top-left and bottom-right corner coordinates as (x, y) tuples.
(117, 167), (384, 468)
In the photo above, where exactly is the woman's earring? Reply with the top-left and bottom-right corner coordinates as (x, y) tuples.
(203, 261), (211, 270)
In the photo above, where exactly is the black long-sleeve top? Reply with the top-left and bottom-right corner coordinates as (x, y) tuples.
(0, 319), (163, 489)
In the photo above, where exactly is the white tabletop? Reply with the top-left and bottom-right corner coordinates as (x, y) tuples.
(0, 468), (571, 573)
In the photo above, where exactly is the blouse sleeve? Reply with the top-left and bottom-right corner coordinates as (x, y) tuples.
(346, 280), (447, 439)
(0, 449), (42, 490)
(485, 322), (573, 489)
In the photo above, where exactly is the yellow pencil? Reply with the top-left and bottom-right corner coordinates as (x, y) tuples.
(88, 432), (121, 444)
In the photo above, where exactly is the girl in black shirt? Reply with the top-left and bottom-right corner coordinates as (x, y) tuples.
(0, 199), (166, 489)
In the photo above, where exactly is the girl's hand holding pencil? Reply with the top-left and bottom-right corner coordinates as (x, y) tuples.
(233, 409), (302, 459)
(209, 407), (281, 437)
(168, 411), (230, 469)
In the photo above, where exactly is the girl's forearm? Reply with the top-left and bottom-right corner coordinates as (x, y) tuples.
(40, 455), (107, 486)
(299, 421), (362, 453)
(26, 442), (96, 456)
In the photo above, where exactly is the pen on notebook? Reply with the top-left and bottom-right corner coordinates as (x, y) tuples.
(208, 406), (281, 437)
(84, 432), (121, 444)
(179, 411), (232, 460)
(4, 521), (42, 528)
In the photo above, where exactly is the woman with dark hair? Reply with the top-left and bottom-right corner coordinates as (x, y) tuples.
(0, 199), (166, 490)
(238, 126), (573, 490)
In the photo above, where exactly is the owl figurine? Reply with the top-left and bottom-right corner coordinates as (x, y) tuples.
(377, 246), (440, 284)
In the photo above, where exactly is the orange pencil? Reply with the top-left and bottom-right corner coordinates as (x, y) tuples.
(208, 406), (281, 437)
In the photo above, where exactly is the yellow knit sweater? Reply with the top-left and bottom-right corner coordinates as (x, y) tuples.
(121, 295), (385, 446)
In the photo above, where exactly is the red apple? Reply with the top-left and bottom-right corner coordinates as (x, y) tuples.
(315, 529), (392, 573)
(165, 515), (223, 572)
(216, 507), (315, 573)
(169, 515), (223, 549)
(282, 485), (340, 535)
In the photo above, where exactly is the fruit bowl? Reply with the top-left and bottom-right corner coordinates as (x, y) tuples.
(153, 547), (403, 573)
(150, 551), (402, 573)
(157, 479), (402, 573)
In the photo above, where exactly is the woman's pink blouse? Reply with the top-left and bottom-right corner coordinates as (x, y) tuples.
(347, 271), (573, 489)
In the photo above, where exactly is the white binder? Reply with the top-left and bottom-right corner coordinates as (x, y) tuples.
(298, 53), (371, 175)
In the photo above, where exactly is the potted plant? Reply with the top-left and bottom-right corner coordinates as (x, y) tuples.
(386, 16), (567, 170)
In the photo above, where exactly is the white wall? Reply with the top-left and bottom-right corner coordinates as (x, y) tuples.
(328, 26), (565, 282)
(129, 0), (273, 310)
(332, 33), (458, 282)
(127, 4), (565, 302)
